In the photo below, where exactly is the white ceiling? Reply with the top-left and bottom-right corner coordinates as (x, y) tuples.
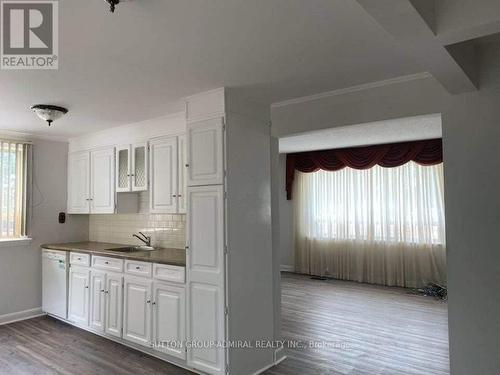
(0, 0), (423, 139)
(279, 114), (442, 154)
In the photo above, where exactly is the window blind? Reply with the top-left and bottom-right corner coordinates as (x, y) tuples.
(0, 140), (30, 239)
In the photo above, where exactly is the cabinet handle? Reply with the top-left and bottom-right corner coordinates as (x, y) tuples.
(177, 194), (182, 197)
(172, 194), (177, 197)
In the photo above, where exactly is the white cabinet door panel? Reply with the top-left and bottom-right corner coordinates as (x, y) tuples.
(187, 118), (224, 186)
(123, 276), (152, 347)
(177, 134), (187, 214)
(132, 142), (148, 192)
(68, 267), (90, 325)
(188, 283), (224, 374)
(150, 137), (178, 213)
(67, 152), (90, 214)
(153, 282), (186, 359)
(116, 145), (131, 192)
(89, 271), (106, 332)
(90, 148), (115, 214)
(105, 272), (123, 338)
(187, 185), (225, 375)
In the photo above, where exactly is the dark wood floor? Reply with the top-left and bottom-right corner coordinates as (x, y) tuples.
(0, 273), (449, 375)
(267, 273), (449, 375)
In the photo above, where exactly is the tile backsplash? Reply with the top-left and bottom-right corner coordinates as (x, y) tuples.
(89, 213), (186, 249)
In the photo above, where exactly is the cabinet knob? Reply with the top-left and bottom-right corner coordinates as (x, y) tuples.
(100, 289), (105, 293)
(172, 194), (177, 197)
(152, 301), (156, 305)
(177, 194), (182, 197)
(146, 300), (151, 304)
(135, 266), (140, 270)
(104, 261), (109, 264)
(185, 163), (189, 167)
(105, 290), (109, 294)
(85, 286), (89, 289)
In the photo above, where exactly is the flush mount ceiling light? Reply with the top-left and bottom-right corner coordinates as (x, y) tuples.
(105, 0), (120, 13)
(30, 105), (68, 127)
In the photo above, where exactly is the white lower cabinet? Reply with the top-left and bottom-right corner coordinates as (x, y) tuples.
(89, 270), (106, 332)
(67, 254), (187, 366)
(105, 272), (123, 338)
(153, 282), (186, 359)
(68, 266), (90, 325)
(90, 270), (123, 336)
(123, 276), (153, 347)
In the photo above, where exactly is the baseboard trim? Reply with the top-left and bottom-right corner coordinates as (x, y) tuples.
(280, 265), (294, 272)
(0, 307), (45, 326)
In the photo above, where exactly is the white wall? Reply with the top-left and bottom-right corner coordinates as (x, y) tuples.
(0, 139), (88, 319)
(271, 39), (500, 375)
(442, 41), (500, 375)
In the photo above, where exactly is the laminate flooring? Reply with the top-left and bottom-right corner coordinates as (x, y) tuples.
(0, 273), (449, 375)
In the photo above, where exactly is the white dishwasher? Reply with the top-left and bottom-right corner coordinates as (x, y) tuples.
(42, 249), (69, 319)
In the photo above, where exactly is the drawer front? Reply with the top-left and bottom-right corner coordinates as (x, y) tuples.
(70, 252), (90, 267)
(92, 256), (124, 272)
(124, 260), (152, 278)
(153, 263), (185, 284)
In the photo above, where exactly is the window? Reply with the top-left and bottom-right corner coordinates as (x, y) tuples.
(0, 140), (29, 239)
(295, 162), (445, 245)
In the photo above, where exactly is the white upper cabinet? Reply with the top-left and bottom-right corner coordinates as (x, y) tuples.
(116, 145), (131, 192)
(68, 151), (91, 214)
(187, 118), (224, 186)
(116, 143), (148, 193)
(153, 282), (186, 359)
(68, 147), (115, 214)
(90, 148), (115, 214)
(150, 137), (178, 213)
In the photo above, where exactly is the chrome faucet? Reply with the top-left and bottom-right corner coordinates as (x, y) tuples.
(133, 232), (151, 247)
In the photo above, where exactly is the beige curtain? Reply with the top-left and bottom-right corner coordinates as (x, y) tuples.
(294, 162), (446, 288)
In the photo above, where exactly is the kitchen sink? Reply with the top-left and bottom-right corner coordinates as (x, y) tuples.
(107, 247), (139, 253)
(106, 246), (155, 253)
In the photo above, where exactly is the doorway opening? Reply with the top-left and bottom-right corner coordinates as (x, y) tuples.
(272, 114), (450, 375)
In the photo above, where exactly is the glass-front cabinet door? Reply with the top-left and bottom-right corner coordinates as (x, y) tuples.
(132, 142), (148, 191)
(116, 145), (131, 192)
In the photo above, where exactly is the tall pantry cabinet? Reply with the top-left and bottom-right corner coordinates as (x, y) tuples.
(185, 89), (276, 375)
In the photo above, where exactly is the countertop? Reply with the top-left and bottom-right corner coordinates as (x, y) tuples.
(41, 241), (186, 267)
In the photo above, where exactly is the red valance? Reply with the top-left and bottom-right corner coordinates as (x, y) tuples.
(286, 138), (443, 199)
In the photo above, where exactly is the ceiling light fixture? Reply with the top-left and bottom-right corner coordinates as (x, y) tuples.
(30, 104), (68, 127)
(105, 0), (120, 13)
